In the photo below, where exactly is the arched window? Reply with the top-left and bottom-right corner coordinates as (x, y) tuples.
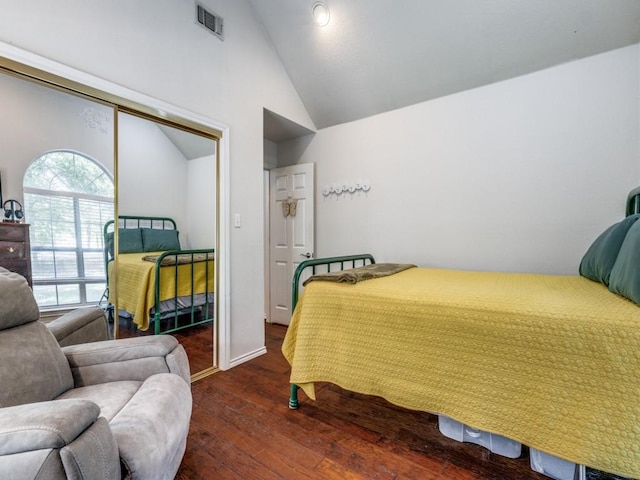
(24, 151), (114, 308)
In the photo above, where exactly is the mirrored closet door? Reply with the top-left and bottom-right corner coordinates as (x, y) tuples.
(0, 61), (220, 379)
(113, 111), (217, 375)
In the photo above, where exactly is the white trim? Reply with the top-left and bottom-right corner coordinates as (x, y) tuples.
(0, 41), (232, 370)
(217, 127), (231, 370)
(228, 346), (267, 369)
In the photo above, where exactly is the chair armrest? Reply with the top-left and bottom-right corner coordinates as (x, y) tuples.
(63, 336), (191, 386)
(45, 307), (110, 347)
(0, 399), (99, 455)
(0, 400), (120, 479)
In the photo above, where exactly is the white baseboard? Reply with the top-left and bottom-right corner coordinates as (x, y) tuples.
(227, 346), (267, 369)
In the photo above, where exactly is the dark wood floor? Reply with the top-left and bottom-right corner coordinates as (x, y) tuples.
(174, 323), (626, 480)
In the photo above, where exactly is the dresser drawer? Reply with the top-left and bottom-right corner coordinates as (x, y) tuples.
(0, 241), (26, 259)
(1, 259), (28, 274)
(0, 225), (27, 242)
(0, 223), (32, 286)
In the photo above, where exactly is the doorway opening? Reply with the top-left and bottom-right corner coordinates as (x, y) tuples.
(262, 108), (315, 327)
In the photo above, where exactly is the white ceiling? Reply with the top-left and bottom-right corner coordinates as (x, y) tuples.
(158, 124), (217, 160)
(248, 0), (640, 130)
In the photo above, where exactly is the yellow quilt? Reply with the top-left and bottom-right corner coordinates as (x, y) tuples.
(282, 268), (640, 478)
(108, 252), (215, 330)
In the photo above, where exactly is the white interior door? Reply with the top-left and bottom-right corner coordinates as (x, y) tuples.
(269, 163), (314, 325)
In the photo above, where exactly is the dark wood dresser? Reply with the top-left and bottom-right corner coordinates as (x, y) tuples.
(0, 222), (32, 286)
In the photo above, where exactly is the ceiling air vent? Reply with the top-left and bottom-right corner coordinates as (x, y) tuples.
(196, 3), (224, 41)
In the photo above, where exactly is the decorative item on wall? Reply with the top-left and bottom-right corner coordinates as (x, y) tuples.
(322, 181), (371, 198)
(282, 197), (298, 217)
(0, 170), (3, 207)
(79, 107), (111, 134)
(3, 199), (24, 223)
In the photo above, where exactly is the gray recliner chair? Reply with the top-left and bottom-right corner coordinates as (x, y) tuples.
(0, 268), (192, 480)
(43, 305), (111, 346)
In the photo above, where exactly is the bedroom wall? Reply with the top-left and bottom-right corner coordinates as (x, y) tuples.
(0, 72), (114, 203)
(263, 139), (278, 170)
(0, 0), (314, 365)
(117, 113), (190, 230)
(280, 44), (640, 275)
(187, 154), (217, 249)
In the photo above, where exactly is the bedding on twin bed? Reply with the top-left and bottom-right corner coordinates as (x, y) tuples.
(282, 267), (640, 478)
(108, 251), (215, 331)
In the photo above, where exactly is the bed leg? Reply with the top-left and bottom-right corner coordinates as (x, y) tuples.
(289, 384), (299, 410)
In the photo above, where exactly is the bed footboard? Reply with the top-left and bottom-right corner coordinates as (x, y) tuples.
(103, 216), (216, 335)
(288, 253), (375, 409)
(153, 249), (216, 335)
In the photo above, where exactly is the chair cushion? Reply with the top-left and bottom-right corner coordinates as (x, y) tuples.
(56, 381), (143, 421)
(58, 374), (191, 480)
(0, 321), (74, 407)
(109, 374), (192, 480)
(0, 268), (39, 330)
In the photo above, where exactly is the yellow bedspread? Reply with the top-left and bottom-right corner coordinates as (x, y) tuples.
(282, 267), (640, 478)
(108, 252), (215, 330)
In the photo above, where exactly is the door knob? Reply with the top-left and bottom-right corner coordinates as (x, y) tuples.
(300, 252), (312, 259)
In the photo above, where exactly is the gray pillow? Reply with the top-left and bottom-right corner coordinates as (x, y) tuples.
(608, 220), (640, 305)
(141, 228), (180, 252)
(579, 214), (640, 285)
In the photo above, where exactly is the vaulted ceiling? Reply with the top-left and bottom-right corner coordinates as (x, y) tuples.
(248, 0), (640, 130)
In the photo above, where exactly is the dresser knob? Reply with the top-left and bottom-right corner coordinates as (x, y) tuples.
(7, 247), (15, 253)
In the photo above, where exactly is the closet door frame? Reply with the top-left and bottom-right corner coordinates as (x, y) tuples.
(0, 42), (231, 376)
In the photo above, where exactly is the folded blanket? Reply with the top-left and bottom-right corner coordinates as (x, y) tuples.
(303, 263), (416, 286)
(142, 252), (212, 266)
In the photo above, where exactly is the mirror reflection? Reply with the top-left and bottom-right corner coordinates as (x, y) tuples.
(0, 69), (218, 377)
(112, 112), (217, 374)
(0, 71), (115, 306)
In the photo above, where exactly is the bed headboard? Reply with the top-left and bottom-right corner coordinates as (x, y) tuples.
(292, 254), (375, 311)
(103, 215), (180, 264)
(626, 186), (640, 216)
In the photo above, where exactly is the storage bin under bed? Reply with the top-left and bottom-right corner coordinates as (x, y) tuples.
(438, 415), (591, 480)
(437, 415), (522, 459)
(529, 448), (586, 480)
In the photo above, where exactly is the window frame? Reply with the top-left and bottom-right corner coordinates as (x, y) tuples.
(24, 150), (114, 309)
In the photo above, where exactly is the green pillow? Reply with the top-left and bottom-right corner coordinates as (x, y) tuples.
(609, 220), (640, 305)
(141, 228), (180, 252)
(105, 228), (144, 257)
(579, 214), (640, 285)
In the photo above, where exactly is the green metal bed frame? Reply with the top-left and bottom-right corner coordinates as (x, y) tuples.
(288, 253), (375, 409)
(103, 215), (215, 335)
(626, 186), (640, 216)
(286, 190), (640, 408)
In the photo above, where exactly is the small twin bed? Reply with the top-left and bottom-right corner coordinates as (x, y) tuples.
(104, 216), (215, 335)
(283, 190), (640, 479)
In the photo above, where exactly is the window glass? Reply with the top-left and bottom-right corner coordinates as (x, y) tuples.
(24, 151), (114, 308)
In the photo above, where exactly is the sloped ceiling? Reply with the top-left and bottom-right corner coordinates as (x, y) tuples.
(248, 0), (640, 130)
(158, 124), (216, 160)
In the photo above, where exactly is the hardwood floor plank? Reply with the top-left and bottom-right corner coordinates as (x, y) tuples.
(191, 395), (325, 477)
(176, 323), (622, 480)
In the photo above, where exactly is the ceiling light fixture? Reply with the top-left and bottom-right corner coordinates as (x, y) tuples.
(312, 2), (330, 27)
